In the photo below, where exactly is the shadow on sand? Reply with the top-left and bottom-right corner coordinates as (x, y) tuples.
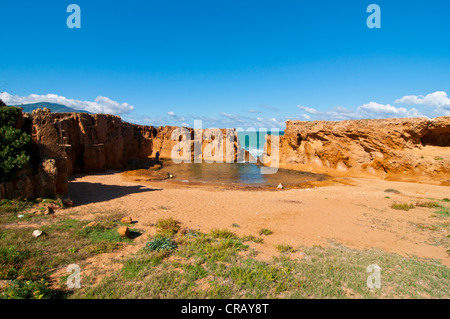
(68, 181), (162, 206)
(128, 230), (143, 239)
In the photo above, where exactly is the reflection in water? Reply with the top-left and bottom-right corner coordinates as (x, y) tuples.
(157, 161), (326, 188)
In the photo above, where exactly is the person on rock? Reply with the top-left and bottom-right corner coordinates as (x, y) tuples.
(155, 151), (162, 167)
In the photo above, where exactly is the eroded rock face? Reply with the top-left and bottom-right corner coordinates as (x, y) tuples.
(266, 117), (450, 182)
(44, 113), (244, 173)
(1, 108), (246, 199)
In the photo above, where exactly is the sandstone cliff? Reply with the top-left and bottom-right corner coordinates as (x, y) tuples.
(265, 117), (450, 183)
(0, 108), (245, 199)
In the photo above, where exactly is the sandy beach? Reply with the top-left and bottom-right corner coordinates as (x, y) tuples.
(61, 171), (449, 267)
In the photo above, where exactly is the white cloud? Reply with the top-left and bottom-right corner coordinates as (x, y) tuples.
(357, 102), (423, 118)
(0, 92), (134, 115)
(298, 105), (321, 114)
(167, 111), (176, 116)
(395, 91), (450, 108)
(219, 112), (244, 122)
(262, 105), (279, 112)
(297, 102), (425, 121)
(301, 114), (311, 120)
(297, 105), (359, 121)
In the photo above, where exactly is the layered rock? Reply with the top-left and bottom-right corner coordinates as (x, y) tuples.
(265, 117), (450, 182)
(1, 108), (246, 199)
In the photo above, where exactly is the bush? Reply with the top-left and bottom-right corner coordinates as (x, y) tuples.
(390, 203), (415, 211)
(144, 237), (177, 252)
(0, 105), (31, 182)
(155, 218), (181, 237)
(384, 189), (401, 194)
(0, 279), (53, 299)
(259, 228), (273, 236)
(276, 244), (296, 253)
(415, 201), (441, 209)
(210, 228), (238, 239)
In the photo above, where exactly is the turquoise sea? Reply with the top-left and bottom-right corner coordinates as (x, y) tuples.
(237, 130), (284, 158)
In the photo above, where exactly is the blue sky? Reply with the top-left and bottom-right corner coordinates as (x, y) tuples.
(0, 0), (449, 129)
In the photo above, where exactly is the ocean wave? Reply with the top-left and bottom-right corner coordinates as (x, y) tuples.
(248, 148), (264, 158)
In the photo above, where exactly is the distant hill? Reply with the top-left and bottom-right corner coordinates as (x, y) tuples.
(12, 102), (90, 114)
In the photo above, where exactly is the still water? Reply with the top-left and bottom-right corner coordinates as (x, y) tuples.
(155, 161), (326, 188)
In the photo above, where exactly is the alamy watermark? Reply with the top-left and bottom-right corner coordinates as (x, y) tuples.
(366, 264), (381, 289)
(66, 4), (381, 30)
(367, 4), (381, 29)
(66, 4), (81, 29)
(66, 264), (81, 289)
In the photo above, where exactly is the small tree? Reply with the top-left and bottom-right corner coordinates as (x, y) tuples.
(0, 101), (31, 182)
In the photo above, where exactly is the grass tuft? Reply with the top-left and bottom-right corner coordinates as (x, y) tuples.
(276, 244), (296, 253)
(390, 203), (415, 211)
(155, 218), (181, 237)
(242, 235), (264, 244)
(144, 237), (177, 252)
(384, 189), (401, 194)
(259, 228), (273, 236)
(415, 201), (442, 209)
(210, 229), (238, 239)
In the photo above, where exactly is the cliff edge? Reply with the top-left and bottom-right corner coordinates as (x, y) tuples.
(265, 117), (450, 184)
(0, 108), (245, 199)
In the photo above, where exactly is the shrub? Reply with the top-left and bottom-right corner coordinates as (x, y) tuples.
(144, 237), (177, 252)
(259, 228), (273, 236)
(155, 218), (180, 237)
(242, 235), (264, 244)
(0, 279), (53, 299)
(276, 244), (296, 253)
(415, 201), (441, 209)
(384, 189), (401, 194)
(390, 203), (415, 211)
(210, 228), (238, 239)
(434, 207), (449, 217)
(0, 105), (31, 182)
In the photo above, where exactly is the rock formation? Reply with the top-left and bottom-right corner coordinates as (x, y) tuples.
(0, 108), (246, 199)
(265, 117), (450, 183)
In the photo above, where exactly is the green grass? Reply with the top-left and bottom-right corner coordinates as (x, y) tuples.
(0, 198), (65, 224)
(155, 218), (181, 237)
(384, 189), (401, 194)
(415, 201), (442, 209)
(209, 228), (238, 239)
(434, 207), (450, 217)
(76, 222), (133, 243)
(0, 218), (131, 282)
(390, 203), (415, 211)
(0, 278), (55, 299)
(0, 199), (31, 213)
(276, 244), (297, 254)
(71, 231), (450, 299)
(259, 228), (273, 236)
(3, 204), (449, 299)
(144, 237), (177, 252)
(242, 235), (264, 244)
(0, 212), (141, 298)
